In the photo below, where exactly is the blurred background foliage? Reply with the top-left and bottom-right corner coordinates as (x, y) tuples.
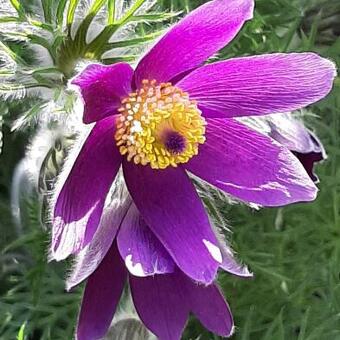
(0, 0), (339, 339)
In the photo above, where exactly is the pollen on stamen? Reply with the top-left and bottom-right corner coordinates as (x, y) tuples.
(115, 79), (206, 169)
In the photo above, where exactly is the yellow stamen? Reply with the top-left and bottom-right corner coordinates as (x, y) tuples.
(115, 80), (206, 169)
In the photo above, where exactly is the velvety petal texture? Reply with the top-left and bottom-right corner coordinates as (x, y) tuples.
(77, 244), (127, 340)
(266, 114), (326, 181)
(52, 116), (121, 261)
(182, 274), (234, 337)
(241, 114), (326, 182)
(117, 204), (176, 277)
(123, 161), (221, 284)
(266, 114), (323, 154)
(130, 273), (189, 340)
(178, 53), (336, 117)
(186, 118), (317, 206)
(130, 270), (233, 339)
(72, 63), (134, 123)
(135, 0), (254, 85)
(66, 192), (131, 291)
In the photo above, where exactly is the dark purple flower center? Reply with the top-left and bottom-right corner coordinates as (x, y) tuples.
(164, 131), (186, 154)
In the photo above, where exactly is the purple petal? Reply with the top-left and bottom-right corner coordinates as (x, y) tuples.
(77, 243), (127, 340)
(266, 114), (326, 182)
(218, 235), (253, 278)
(52, 116), (121, 261)
(72, 63), (133, 123)
(129, 273), (190, 340)
(185, 118), (318, 206)
(117, 204), (176, 277)
(134, 0), (254, 85)
(130, 269), (234, 339)
(181, 273), (234, 337)
(66, 188), (132, 290)
(267, 114), (322, 154)
(178, 53), (336, 117)
(123, 161), (221, 284)
(240, 114), (326, 182)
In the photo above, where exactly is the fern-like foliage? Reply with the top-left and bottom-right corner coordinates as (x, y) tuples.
(0, 196), (81, 340)
(0, 0), (178, 133)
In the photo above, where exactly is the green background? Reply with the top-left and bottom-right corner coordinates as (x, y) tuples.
(0, 0), (339, 339)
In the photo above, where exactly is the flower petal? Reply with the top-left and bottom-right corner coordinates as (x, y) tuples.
(72, 63), (134, 123)
(77, 243), (127, 340)
(218, 236), (253, 278)
(266, 114), (323, 154)
(185, 118), (318, 206)
(123, 161), (220, 284)
(266, 114), (326, 182)
(66, 182), (131, 290)
(129, 273), (190, 340)
(181, 273), (234, 337)
(178, 53), (336, 117)
(134, 0), (254, 85)
(240, 114), (326, 182)
(117, 203), (176, 277)
(52, 116), (121, 261)
(130, 269), (234, 339)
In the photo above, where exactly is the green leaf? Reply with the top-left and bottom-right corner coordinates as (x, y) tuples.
(0, 83), (52, 102)
(16, 322), (26, 340)
(10, 101), (48, 130)
(306, 9), (323, 49)
(108, 0), (115, 24)
(116, 0), (148, 24)
(0, 16), (20, 23)
(103, 31), (162, 51)
(27, 18), (54, 32)
(1, 32), (55, 62)
(27, 34), (56, 61)
(9, 0), (26, 19)
(23, 67), (62, 76)
(67, 0), (80, 28)
(298, 307), (311, 340)
(73, 0), (108, 54)
(128, 11), (181, 23)
(0, 41), (26, 66)
(89, 0), (108, 15)
(0, 69), (15, 77)
(101, 55), (137, 64)
(41, 0), (53, 24)
(56, 0), (68, 26)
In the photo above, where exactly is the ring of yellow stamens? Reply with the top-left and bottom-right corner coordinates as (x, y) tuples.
(115, 79), (206, 169)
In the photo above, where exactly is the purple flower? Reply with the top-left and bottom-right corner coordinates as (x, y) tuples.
(266, 114), (326, 182)
(69, 199), (237, 340)
(51, 0), (336, 287)
(242, 113), (326, 182)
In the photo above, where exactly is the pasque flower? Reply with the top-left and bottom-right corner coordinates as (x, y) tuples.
(265, 114), (326, 182)
(51, 0), (336, 287)
(68, 192), (242, 340)
(243, 113), (326, 182)
(52, 0), (335, 338)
